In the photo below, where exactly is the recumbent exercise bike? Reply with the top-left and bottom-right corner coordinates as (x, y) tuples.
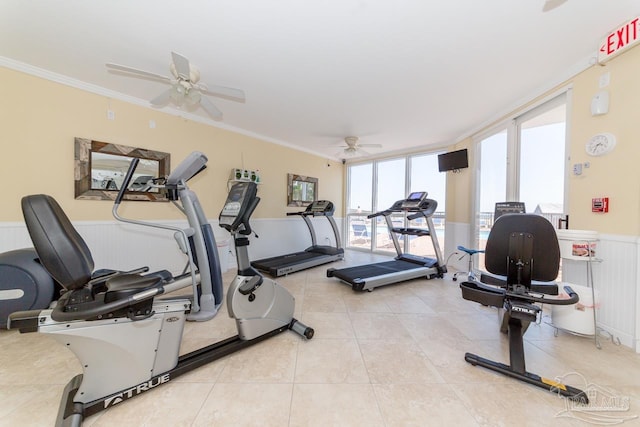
(8, 151), (313, 426)
(459, 213), (588, 402)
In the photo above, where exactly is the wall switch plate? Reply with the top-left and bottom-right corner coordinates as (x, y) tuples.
(599, 71), (610, 88)
(107, 110), (115, 120)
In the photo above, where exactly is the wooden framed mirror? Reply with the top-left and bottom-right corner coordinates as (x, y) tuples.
(287, 173), (318, 207)
(74, 138), (171, 201)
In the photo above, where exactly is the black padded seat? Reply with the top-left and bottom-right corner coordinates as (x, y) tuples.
(19, 194), (164, 323)
(22, 195), (94, 290)
(484, 213), (560, 283)
(104, 274), (163, 303)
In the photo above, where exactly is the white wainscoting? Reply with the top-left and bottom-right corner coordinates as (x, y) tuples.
(0, 216), (344, 276)
(561, 233), (639, 350)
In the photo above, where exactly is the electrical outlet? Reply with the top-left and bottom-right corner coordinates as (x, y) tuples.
(573, 163), (583, 175)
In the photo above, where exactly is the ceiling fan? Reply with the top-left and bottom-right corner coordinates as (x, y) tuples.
(542, 0), (568, 12)
(106, 52), (245, 120)
(336, 136), (382, 158)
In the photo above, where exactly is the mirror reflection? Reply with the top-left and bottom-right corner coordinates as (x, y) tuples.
(292, 180), (315, 203)
(74, 137), (170, 201)
(91, 152), (160, 192)
(287, 173), (318, 206)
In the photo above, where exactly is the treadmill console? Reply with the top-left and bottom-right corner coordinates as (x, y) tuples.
(219, 181), (259, 234)
(401, 192), (428, 209)
(305, 200), (335, 216)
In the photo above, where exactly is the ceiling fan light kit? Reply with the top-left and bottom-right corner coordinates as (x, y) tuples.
(106, 51), (245, 120)
(335, 136), (383, 159)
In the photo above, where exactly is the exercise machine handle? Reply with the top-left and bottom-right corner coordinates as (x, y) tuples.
(50, 284), (164, 322)
(407, 211), (424, 221)
(367, 209), (392, 219)
(558, 285), (580, 305)
(505, 285), (579, 305)
(115, 158), (140, 205)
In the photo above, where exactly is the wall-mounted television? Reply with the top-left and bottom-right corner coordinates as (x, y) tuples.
(437, 149), (468, 172)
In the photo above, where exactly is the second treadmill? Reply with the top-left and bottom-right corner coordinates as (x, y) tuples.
(327, 192), (446, 291)
(251, 200), (344, 277)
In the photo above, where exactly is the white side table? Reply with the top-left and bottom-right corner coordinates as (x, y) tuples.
(553, 230), (619, 349)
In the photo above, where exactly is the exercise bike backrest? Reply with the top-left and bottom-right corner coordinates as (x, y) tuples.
(22, 195), (94, 291)
(460, 213), (578, 309)
(484, 213), (560, 289)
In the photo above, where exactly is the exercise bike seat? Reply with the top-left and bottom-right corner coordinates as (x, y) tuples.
(478, 271), (559, 295)
(17, 194), (166, 324)
(104, 274), (163, 303)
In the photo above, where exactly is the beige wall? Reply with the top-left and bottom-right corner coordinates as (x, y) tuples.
(0, 67), (343, 222)
(445, 45), (640, 236)
(568, 46), (640, 235)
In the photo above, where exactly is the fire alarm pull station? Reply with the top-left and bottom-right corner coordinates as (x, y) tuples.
(592, 197), (609, 213)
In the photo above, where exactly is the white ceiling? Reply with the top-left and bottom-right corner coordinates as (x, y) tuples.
(1, 1), (637, 160)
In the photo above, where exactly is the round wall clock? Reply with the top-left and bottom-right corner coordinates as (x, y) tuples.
(585, 133), (616, 156)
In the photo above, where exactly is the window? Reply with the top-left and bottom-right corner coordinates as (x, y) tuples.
(346, 152), (446, 257)
(374, 158), (406, 253)
(409, 154), (446, 257)
(346, 163), (373, 249)
(473, 92), (568, 269)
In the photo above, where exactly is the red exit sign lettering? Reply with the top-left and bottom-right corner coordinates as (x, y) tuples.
(598, 16), (640, 64)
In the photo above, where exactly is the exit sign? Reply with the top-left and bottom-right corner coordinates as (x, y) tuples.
(598, 16), (640, 64)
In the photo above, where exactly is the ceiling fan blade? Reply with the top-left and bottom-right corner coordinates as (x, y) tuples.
(171, 52), (191, 80)
(356, 148), (371, 157)
(150, 88), (173, 106)
(200, 85), (246, 102)
(359, 143), (383, 148)
(542, 0), (567, 12)
(106, 63), (171, 83)
(199, 96), (223, 120)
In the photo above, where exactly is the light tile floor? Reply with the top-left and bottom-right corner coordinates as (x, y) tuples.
(1, 250), (640, 426)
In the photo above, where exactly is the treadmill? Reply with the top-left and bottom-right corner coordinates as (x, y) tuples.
(251, 200), (344, 277)
(327, 192), (446, 291)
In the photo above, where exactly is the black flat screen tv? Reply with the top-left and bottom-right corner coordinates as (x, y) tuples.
(438, 149), (468, 172)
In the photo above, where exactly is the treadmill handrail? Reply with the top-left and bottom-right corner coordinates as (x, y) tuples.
(407, 211), (424, 221)
(367, 209), (393, 219)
